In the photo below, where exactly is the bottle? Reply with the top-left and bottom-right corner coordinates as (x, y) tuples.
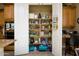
(34, 47), (37, 51)
(38, 13), (41, 18)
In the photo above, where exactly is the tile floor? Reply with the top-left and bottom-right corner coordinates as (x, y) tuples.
(19, 51), (53, 56)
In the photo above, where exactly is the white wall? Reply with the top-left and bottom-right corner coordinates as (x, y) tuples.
(14, 3), (29, 55)
(52, 3), (62, 56)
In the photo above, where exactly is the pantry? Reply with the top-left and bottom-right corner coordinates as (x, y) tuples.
(29, 5), (52, 52)
(15, 3), (62, 56)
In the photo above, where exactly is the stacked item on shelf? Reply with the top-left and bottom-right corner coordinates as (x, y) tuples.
(29, 12), (52, 52)
(38, 37), (48, 51)
(29, 37), (39, 51)
(29, 37), (52, 51)
(29, 37), (34, 51)
(29, 13), (51, 19)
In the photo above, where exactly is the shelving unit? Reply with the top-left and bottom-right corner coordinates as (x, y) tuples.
(29, 18), (52, 41)
(29, 5), (52, 52)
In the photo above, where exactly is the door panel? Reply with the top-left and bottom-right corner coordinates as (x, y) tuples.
(14, 3), (29, 55)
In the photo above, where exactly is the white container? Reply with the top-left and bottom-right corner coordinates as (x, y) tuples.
(35, 21), (38, 24)
(34, 14), (38, 19)
(41, 14), (45, 19)
(42, 26), (44, 30)
(29, 13), (35, 19)
(40, 31), (44, 36)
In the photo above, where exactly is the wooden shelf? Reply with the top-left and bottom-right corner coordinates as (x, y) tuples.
(29, 23), (40, 26)
(41, 29), (52, 31)
(29, 19), (39, 20)
(29, 29), (40, 32)
(29, 35), (39, 38)
(41, 24), (51, 26)
(29, 18), (52, 20)
(30, 35), (51, 38)
(29, 5), (52, 48)
(40, 35), (51, 37)
(29, 23), (52, 26)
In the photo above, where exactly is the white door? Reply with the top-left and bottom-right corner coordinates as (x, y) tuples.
(52, 3), (62, 56)
(14, 3), (29, 55)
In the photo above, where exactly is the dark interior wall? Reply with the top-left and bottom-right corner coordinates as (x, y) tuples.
(29, 5), (52, 14)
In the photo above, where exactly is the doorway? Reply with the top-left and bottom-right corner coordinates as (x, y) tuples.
(29, 5), (52, 55)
